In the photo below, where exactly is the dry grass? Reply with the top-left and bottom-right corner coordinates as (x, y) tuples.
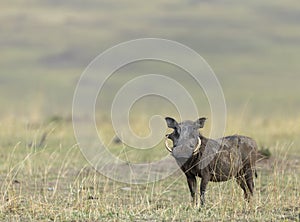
(0, 115), (299, 221)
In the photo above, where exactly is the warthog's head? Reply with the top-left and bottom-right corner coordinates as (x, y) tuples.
(165, 117), (207, 163)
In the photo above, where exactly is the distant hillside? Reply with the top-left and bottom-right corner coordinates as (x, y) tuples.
(0, 0), (299, 119)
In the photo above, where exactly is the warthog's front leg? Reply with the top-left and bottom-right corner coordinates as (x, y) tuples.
(186, 174), (197, 206)
(200, 175), (210, 206)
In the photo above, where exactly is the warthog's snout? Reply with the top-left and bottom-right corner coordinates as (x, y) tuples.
(165, 136), (201, 162)
(172, 144), (193, 159)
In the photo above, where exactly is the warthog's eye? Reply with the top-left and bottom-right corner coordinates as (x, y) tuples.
(175, 127), (181, 135)
(170, 130), (179, 140)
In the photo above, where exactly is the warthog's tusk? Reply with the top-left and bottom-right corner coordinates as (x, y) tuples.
(193, 137), (201, 155)
(164, 137), (173, 152)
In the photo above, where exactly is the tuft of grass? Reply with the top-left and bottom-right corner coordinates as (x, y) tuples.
(258, 146), (272, 159)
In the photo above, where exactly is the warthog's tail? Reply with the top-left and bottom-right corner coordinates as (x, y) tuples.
(255, 170), (258, 178)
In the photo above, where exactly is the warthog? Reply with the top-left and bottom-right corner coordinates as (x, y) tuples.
(165, 117), (257, 206)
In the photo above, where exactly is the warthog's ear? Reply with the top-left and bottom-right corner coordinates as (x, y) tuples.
(195, 117), (207, 128)
(165, 117), (178, 129)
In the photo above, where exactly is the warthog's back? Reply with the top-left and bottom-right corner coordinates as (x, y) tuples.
(205, 135), (257, 181)
(223, 135), (257, 164)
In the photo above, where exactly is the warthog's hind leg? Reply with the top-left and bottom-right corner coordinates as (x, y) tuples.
(245, 169), (254, 197)
(236, 176), (249, 200)
(236, 168), (254, 202)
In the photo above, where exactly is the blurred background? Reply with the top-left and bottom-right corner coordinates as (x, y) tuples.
(1, 2), (299, 220)
(1, 0), (300, 122)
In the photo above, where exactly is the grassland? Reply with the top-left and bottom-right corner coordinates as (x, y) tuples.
(0, 115), (299, 221)
(0, 0), (300, 221)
